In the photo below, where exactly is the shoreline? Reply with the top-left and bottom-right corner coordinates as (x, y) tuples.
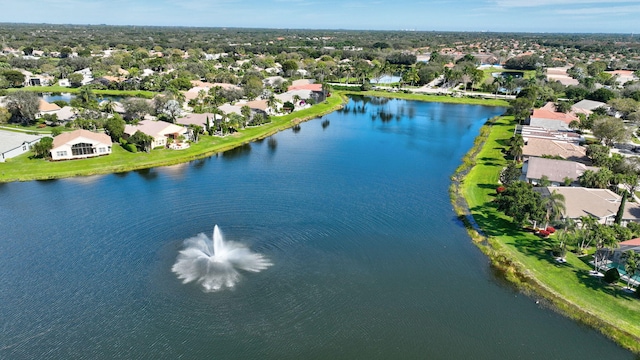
(451, 116), (640, 354)
(0, 94), (348, 182)
(0, 91), (506, 183)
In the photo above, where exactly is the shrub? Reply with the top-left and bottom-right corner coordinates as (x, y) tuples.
(538, 230), (550, 237)
(551, 244), (566, 258)
(122, 143), (137, 153)
(546, 226), (556, 234)
(604, 268), (620, 284)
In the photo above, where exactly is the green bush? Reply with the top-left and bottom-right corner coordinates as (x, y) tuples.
(604, 268), (620, 284)
(122, 143), (137, 153)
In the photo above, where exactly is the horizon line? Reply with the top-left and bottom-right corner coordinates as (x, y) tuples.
(0, 22), (635, 36)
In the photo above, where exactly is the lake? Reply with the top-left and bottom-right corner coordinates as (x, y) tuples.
(41, 92), (124, 103)
(0, 97), (633, 359)
(371, 75), (401, 84)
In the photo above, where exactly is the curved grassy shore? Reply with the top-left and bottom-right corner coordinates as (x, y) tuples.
(0, 94), (346, 182)
(451, 116), (640, 354)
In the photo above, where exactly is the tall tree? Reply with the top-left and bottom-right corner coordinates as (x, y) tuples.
(104, 114), (126, 142)
(508, 134), (525, 162)
(542, 190), (566, 229)
(240, 105), (252, 126)
(31, 137), (53, 159)
(266, 94), (282, 115)
(5, 90), (39, 125)
(495, 181), (545, 226)
(614, 191), (628, 225)
(592, 117), (628, 147)
(128, 131), (154, 152)
(621, 250), (640, 290)
(500, 161), (521, 186)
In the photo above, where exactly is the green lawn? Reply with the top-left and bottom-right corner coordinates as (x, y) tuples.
(461, 116), (640, 353)
(8, 86), (156, 99)
(0, 95), (345, 182)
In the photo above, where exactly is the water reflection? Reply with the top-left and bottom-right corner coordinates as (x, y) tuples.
(267, 137), (278, 153)
(321, 119), (330, 130)
(191, 158), (210, 171)
(113, 171), (129, 178)
(221, 143), (252, 160)
(292, 124), (301, 133)
(136, 168), (158, 181)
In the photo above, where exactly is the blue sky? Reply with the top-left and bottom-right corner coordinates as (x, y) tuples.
(2, 0), (639, 33)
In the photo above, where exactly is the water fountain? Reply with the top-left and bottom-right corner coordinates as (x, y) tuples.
(172, 225), (272, 292)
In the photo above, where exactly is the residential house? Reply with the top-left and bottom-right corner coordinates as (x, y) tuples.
(176, 113), (214, 128)
(74, 68), (94, 86)
(286, 81), (325, 103)
(571, 99), (608, 117)
(263, 76), (286, 87)
(37, 99), (61, 118)
(522, 137), (590, 164)
(25, 74), (53, 87)
(218, 104), (243, 116)
(275, 89), (314, 110)
(536, 186), (640, 226)
(545, 67), (580, 86)
(50, 106), (78, 123)
(522, 157), (597, 186)
(516, 125), (583, 144)
(605, 70), (637, 85)
(0, 130), (42, 162)
(50, 129), (112, 161)
(526, 102), (579, 131)
(124, 120), (188, 149)
(184, 81), (243, 103)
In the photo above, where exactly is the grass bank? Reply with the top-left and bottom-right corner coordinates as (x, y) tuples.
(339, 90), (510, 107)
(0, 94), (346, 182)
(452, 116), (640, 354)
(7, 86), (156, 99)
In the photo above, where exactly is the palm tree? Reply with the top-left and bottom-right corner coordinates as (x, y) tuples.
(504, 75), (515, 95)
(592, 224), (617, 273)
(210, 108), (223, 133)
(403, 66), (419, 87)
(542, 190), (566, 229)
(493, 76), (505, 98)
(240, 105), (252, 126)
(101, 99), (116, 114)
(292, 94), (301, 106)
(508, 134), (525, 162)
(78, 86), (97, 108)
(577, 216), (597, 255)
(621, 250), (640, 290)
(266, 94), (282, 115)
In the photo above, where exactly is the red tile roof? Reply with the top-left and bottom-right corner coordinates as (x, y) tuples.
(287, 83), (323, 92)
(52, 129), (111, 148)
(620, 238), (640, 246)
(531, 109), (578, 123)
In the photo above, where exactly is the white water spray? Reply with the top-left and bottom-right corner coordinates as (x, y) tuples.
(172, 225), (272, 292)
